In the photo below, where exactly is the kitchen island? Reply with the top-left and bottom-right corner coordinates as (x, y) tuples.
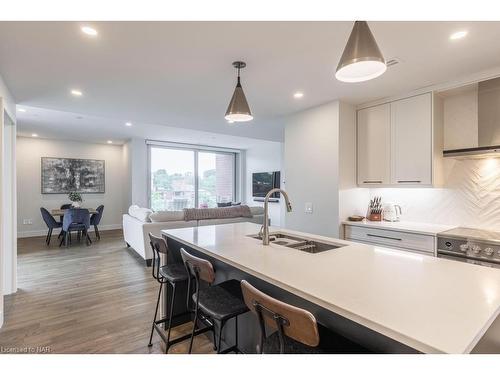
(162, 222), (500, 354)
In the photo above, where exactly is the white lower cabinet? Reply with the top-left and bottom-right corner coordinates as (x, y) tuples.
(344, 224), (435, 256)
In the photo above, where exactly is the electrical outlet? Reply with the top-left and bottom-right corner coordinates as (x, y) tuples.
(23, 219), (33, 225)
(305, 202), (313, 214)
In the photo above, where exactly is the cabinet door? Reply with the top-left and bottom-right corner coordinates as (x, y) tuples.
(357, 103), (391, 185)
(391, 93), (432, 185)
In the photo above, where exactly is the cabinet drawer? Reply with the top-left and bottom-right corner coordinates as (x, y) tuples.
(344, 225), (435, 254)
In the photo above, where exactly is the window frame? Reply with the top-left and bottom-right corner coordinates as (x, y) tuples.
(147, 141), (239, 210)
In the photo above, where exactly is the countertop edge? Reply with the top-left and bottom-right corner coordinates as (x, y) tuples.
(342, 220), (455, 236)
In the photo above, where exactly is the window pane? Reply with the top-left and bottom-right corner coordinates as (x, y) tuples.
(198, 152), (234, 208)
(150, 148), (195, 211)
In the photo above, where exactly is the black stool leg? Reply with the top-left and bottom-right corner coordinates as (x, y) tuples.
(148, 282), (163, 347)
(235, 315), (238, 351)
(216, 320), (225, 354)
(211, 318), (218, 351)
(188, 300), (200, 354)
(165, 282), (177, 353)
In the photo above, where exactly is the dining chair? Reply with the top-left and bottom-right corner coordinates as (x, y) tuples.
(59, 203), (72, 224)
(90, 205), (104, 240)
(60, 208), (92, 247)
(40, 207), (63, 246)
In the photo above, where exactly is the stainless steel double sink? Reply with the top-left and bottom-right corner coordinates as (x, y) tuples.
(247, 232), (345, 254)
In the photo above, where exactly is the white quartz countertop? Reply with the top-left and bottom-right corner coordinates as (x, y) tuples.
(342, 219), (455, 236)
(162, 222), (500, 354)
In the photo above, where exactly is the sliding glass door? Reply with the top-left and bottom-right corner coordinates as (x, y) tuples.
(149, 145), (236, 211)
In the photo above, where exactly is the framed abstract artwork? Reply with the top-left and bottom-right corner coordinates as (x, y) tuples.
(41, 157), (105, 194)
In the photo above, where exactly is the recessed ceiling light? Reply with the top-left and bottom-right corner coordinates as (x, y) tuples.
(32, 133), (38, 137)
(17, 108), (26, 112)
(227, 120), (234, 124)
(125, 122), (132, 127)
(81, 26), (98, 36)
(107, 140), (113, 144)
(450, 30), (468, 40)
(293, 91), (304, 99)
(71, 89), (83, 97)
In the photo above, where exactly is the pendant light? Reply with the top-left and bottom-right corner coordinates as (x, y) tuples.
(335, 21), (386, 83)
(225, 61), (253, 122)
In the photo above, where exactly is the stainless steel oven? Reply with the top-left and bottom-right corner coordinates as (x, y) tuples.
(437, 228), (500, 269)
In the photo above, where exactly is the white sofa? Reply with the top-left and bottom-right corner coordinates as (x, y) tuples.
(123, 205), (265, 265)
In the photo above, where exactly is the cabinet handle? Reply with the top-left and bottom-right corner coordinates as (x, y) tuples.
(363, 180), (382, 184)
(367, 233), (402, 241)
(397, 180), (421, 183)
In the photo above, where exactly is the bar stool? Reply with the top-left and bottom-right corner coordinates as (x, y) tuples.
(148, 234), (216, 353)
(241, 280), (325, 354)
(181, 248), (249, 354)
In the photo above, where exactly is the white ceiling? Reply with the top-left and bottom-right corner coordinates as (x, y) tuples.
(2, 21), (500, 145)
(16, 105), (280, 149)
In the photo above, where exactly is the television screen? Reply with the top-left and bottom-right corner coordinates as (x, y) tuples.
(252, 171), (280, 198)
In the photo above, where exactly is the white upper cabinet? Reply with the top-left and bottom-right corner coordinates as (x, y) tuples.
(357, 104), (391, 185)
(357, 92), (438, 187)
(390, 93), (432, 185)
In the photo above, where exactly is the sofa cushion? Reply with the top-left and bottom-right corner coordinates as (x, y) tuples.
(128, 205), (153, 222)
(184, 205), (253, 221)
(149, 211), (185, 223)
(249, 206), (264, 215)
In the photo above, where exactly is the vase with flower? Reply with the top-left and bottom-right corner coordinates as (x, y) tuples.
(68, 191), (83, 208)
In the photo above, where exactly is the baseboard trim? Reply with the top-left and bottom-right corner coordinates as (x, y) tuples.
(18, 224), (123, 238)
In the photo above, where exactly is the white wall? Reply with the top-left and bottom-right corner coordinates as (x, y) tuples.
(338, 102), (370, 226)
(0, 74), (15, 119)
(243, 141), (283, 226)
(128, 138), (148, 208)
(0, 73), (16, 328)
(284, 101), (341, 237)
(3, 114), (16, 295)
(17, 137), (129, 237)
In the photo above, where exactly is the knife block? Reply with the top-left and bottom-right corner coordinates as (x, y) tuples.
(367, 213), (382, 221)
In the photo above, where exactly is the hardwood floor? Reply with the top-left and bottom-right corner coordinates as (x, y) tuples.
(0, 229), (214, 354)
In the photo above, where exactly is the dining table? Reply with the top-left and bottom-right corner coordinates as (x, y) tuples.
(51, 208), (99, 216)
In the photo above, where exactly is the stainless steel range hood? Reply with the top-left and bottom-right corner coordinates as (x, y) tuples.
(443, 77), (500, 158)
